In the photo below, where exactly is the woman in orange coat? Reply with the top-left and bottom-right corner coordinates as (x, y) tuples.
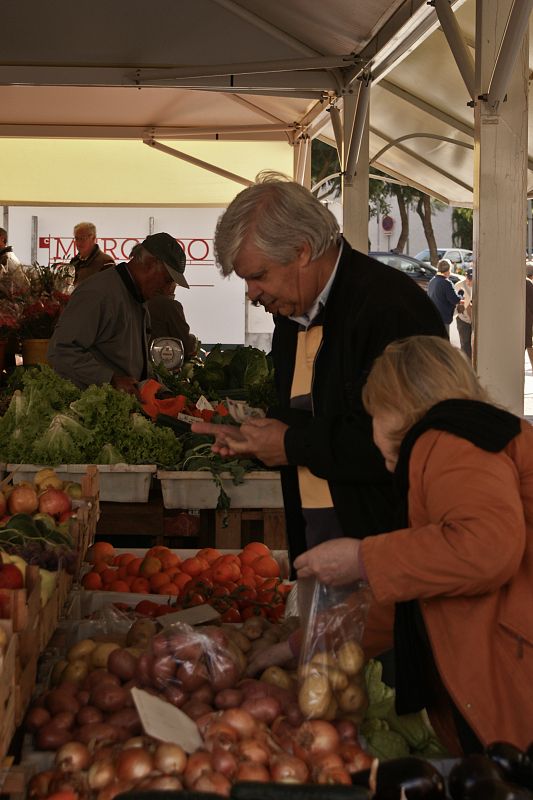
(294, 335), (533, 754)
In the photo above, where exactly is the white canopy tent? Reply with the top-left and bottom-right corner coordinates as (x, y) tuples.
(1, 0), (532, 410)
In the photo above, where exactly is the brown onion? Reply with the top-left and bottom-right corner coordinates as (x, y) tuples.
(176, 660), (209, 692)
(241, 696), (281, 724)
(317, 766), (352, 784)
(211, 747), (238, 778)
(294, 720), (340, 763)
(35, 723), (72, 751)
(234, 762), (271, 782)
(143, 775), (183, 790)
(115, 747), (153, 782)
(334, 718), (358, 742)
(164, 684), (187, 708)
(238, 737), (271, 765)
(220, 708), (257, 738)
(214, 689), (243, 709)
(271, 754), (309, 784)
(55, 741), (91, 772)
(181, 699), (214, 721)
(193, 770), (231, 796)
(153, 742), (187, 775)
(88, 759), (116, 790)
(191, 683), (215, 706)
(184, 751), (213, 789)
(340, 742), (373, 773)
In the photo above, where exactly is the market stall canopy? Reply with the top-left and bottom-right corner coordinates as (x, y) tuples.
(0, 0), (531, 205)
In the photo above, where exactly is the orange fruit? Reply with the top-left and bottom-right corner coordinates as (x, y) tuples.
(92, 561), (109, 575)
(159, 583), (179, 596)
(101, 567), (118, 585)
(146, 546), (170, 559)
(243, 542), (271, 557)
(139, 556), (162, 577)
(252, 555), (280, 578)
(181, 557), (204, 577)
(82, 572), (102, 590)
(116, 566), (129, 580)
(88, 541), (115, 564)
(126, 557), (142, 576)
(130, 577), (150, 593)
(118, 553), (136, 567)
(150, 572), (170, 591)
(174, 573), (192, 592)
(109, 580), (130, 592)
(159, 551), (181, 570)
(197, 548), (221, 564)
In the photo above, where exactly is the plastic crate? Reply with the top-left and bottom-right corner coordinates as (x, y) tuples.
(8, 464), (157, 503)
(157, 470), (283, 509)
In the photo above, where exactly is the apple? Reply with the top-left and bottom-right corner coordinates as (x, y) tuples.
(38, 488), (71, 518)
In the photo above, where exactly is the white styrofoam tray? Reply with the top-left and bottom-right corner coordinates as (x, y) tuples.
(157, 470), (283, 509)
(8, 463), (157, 503)
(66, 587), (178, 620)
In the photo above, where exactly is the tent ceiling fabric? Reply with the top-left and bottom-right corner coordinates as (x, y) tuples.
(0, 0), (530, 205)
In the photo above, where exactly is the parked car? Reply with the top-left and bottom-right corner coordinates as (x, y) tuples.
(414, 247), (473, 273)
(370, 252), (460, 289)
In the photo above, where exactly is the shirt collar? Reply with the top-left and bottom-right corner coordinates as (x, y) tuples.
(289, 240), (343, 328)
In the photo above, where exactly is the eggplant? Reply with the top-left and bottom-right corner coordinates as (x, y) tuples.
(372, 757), (446, 800)
(449, 754), (504, 800)
(486, 742), (533, 790)
(466, 778), (533, 800)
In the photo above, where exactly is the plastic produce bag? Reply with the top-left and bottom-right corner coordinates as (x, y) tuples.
(137, 622), (246, 718)
(297, 580), (370, 721)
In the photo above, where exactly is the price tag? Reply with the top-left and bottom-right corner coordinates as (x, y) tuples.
(196, 395), (214, 411)
(158, 604), (220, 628)
(131, 688), (202, 753)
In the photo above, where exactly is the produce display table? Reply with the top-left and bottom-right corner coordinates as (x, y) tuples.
(9, 464), (156, 503)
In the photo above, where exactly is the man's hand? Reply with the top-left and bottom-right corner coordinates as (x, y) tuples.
(294, 538), (361, 586)
(191, 417), (289, 466)
(111, 375), (140, 397)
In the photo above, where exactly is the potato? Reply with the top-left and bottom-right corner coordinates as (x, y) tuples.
(260, 666), (294, 692)
(324, 694), (339, 721)
(336, 640), (365, 676)
(310, 652), (337, 669)
(224, 628), (252, 654)
(337, 683), (368, 713)
(67, 639), (97, 662)
(61, 660), (89, 685)
(50, 659), (68, 686)
(242, 617), (266, 640)
(90, 642), (121, 669)
(298, 672), (332, 719)
(327, 666), (349, 691)
(126, 619), (157, 648)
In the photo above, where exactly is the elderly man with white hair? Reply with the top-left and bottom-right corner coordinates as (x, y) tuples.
(70, 222), (115, 285)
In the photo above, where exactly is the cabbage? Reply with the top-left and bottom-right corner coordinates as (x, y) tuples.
(97, 444), (126, 464)
(32, 413), (91, 465)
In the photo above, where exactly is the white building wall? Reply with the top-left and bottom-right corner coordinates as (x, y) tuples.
(368, 197), (454, 255)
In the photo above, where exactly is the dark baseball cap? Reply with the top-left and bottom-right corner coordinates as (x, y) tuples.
(466, 267), (473, 278)
(142, 232), (189, 289)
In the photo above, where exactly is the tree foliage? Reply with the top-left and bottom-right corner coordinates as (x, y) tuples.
(452, 207), (473, 249)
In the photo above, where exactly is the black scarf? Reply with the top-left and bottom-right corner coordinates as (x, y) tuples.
(393, 398), (521, 714)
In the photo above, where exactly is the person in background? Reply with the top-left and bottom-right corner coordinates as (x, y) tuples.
(0, 227), (21, 273)
(526, 265), (533, 371)
(427, 258), (463, 333)
(191, 173), (445, 573)
(263, 336), (533, 753)
(454, 266), (473, 359)
(70, 222), (115, 285)
(145, 280), (197, 358)
(48, 233), (188, 394)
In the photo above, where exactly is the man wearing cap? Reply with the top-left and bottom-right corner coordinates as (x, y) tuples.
(454, 266), (473, 359)
(48, 232), (189, 393)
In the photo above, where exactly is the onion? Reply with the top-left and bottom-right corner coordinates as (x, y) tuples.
(294, 720), (340, 763)
(334, 718), (358, 742)
(317, 766), (352, 784)
(220, 708), (257, 738)
(88, 760), (116, 791)
(27, 770), (55, 799)
(96, 780), (134, 800)
(211, 747), (238, 778)
(115, 747), (153, 782)
(25, 707), (51, 732)
(312, 752), (345, 778)
(204, 721), (239, 745)
(8, 484), (38, 514)
(214, 689), (243, 709)
(35, 723), (71, 750)
(191, 684), (215, 706)
(105, 708), (142, 735)
(241, 696), (281, 724)
(181, 699), (214, 721)
(193, 771), (231, 796)
(184, 751), (213, 789)
(235, 762), (271, 782)
(123, 736), (151, 749)
(164, 685), (188, 708)
(271, 754), (309, 784)
(238, 737), (271, 765)
(76, 723), (120, 746)
(54, 741), (91, 775)
(143, 775), (183, 790)
(153, 742), (187, 775)
(38, 488), (71, 518)
(340, 742), (373, 774)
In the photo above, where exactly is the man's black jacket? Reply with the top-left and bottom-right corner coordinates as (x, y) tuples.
(269, 239), (446, 566)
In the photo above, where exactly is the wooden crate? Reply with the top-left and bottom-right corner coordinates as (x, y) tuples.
(214, 507), (287, 550)
(1, 566), (41, 634)
(14, 652), (37, 726)
(70, 465), (100, 574)
(39, 585), (60, 652)
(0, 622), (17, 761)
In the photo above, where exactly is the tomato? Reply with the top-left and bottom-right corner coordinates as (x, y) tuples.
(174, 573), (193, 593)
(241, 605), (267, 620)
(267, 603), (285, 622)
(186, 592), (206, 607)
(221, 607), (242, 623)
(154, 604), (174, 616)
(188, 577), (213, 595)
(135, 600), (159, 617)
(252, 555), (280, 578)
(232, 586), (257, 605)
(212, 585), (231, 598)
(260, 577), (282, 590)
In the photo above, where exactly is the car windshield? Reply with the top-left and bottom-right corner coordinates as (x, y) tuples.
(415, 249), (446, 261)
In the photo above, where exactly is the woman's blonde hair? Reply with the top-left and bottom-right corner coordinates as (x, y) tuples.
(362, 336), (490, 444)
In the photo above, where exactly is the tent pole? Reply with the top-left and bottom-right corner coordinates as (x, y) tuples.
(473, 0), (529, 414)
(433, 0), (476, 99)
(328, 106), (344, 165)
(143, 140), (253, 187)
(344, 76), (371, 185)
(342, 86), (369, 251)
(486, 0), (533, 108)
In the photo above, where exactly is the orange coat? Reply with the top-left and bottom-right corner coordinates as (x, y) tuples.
(361, 423), (533, 751)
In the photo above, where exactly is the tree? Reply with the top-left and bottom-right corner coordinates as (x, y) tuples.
(452, 207), (473, 249)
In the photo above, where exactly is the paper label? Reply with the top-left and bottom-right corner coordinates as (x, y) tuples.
(158, 604), (220, 628)
(196, 395), (214, 411)
(177, 413), (201, 425)
(225, 397), (265, 423)
(131, 688), (202, 753)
